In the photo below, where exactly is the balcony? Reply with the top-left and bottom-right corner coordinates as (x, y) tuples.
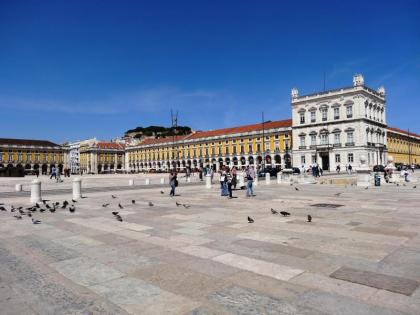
(322, 117), (327, 121)
(333, 143), (342, 147)
(347, 114), (353, 118)
(298, 146), (307, 150)
(334, 116), (340, 120)
(311, 119), (316, 123)
(345, 142), (355, 147)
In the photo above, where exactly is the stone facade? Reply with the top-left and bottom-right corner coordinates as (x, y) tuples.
(291, 74), (387, 171)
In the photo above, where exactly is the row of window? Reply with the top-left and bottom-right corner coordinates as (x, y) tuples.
(300, 153), (354, 165)
(300, 106), (353, 124)
(299, 132), (354, 147)
(0, 152), (63, 162)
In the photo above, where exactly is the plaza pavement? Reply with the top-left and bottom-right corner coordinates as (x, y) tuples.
(0, 175), (420, 314)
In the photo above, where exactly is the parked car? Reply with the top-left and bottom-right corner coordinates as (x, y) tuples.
(373, 165), (385, 172)
(258, 167), (279, 177)
(292, 167), (301, 174)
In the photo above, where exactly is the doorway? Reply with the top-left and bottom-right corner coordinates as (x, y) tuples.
(321, 153), (329, 170)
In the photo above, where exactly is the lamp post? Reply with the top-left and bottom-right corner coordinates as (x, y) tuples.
(262, 111), (266, 171)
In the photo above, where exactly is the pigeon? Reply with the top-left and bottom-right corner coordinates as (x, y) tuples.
(18, 209), (25, 215)
(160, 191), (164, 194)
(334, 193), (342, 197)
(27, 212), (32, 217)
(39, 208), (46, 213)
(247, 216), (254, 223)
(13, 214), (22, 220)
(118, 203), (124, 209)
(35, 203), (40, 208)
(32, 218), (42, 224)
(69, 205), (75, 213)
(49, 207), (56, 213)
(11, 206), (16, 212)
(55, 202), (60, 206)
(176, 201), (181, 207)
(280, 211), (291, 216)
(396, 183), (400, 186)
(61, 200), (69, 209)
(365, 186), (369, 190)
(148, 202), (154, 207)
(271, 208), (279, 215)
(42, 200), (47, 205)
(102, 203), (110, 208)
(295, 187), (299, 191)
(131, 200), (135, 204)
(111, 195), (117, 199)
(112, 211), (119, 216)
(183, 204), (190, 209)
(0, 206), (6, 211)
(72, 199), (77, 203)
(414, 185), (417, 189)
(45, 204), (51, 209)
(115, 214), (123, 222)
(307, 215), (312, 222)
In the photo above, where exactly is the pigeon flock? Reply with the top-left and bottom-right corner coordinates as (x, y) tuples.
(0, 199), (77, 225)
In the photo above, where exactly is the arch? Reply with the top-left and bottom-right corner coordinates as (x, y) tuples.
(232, 157), (238, 165)
(181, 160), (186, 167)
(248, 156), (254, 165)
(58, 164), (63, 174)
(98, 164), (103, 173)
(225, 157), (230, 165)
(274, 154), (281, 164)
(49, 164), (55, 173)
(104, 164), (109, 170)
(240, 156), (246, 165)
(265, 155), (272, 164)
(332, 128), (341, 133)
(0, 163), (4, 168)
(41, 163), (48, 174)
(284, 153), (292, 168)
(33, 164), (39, 170)
(117, 163), (122, 169)
(110, 163), (115, 169)
(25, 163), (32, 170)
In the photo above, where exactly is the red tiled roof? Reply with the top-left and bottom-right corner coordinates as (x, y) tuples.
(139, 135), (191, 146)
(188, 119), (292, 140)
(387, 127), (420, 139)
(96, 142), (125, 150)
(0, 138), (60, 147)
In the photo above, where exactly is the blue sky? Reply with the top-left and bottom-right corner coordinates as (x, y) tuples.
(1, 0), (419, 143)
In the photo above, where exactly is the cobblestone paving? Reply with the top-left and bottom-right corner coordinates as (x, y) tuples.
(1, 177), (419, 314)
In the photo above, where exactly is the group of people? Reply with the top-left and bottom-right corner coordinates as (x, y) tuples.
(219, 165), (256, 198)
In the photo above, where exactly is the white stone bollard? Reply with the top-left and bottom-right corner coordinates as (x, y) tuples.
(265, 173), (270, 184)
(30, 179), (42, 203)
(205, 174), (212, 188)
(15, 184), (22, 192)
(187, 176), (191, 183)
(254, 175), (258, 186)
(238, 174), (245, 187)
(160, 178), (165, 184)
(128, 179), (134, 186)
(145, 178), (150, 185)
(357, 155), (371, 188)
(277, 172), (282, 184)
(72, 177), (82, 200)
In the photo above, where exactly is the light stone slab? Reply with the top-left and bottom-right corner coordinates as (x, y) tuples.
(237, 231), (290, 244)
(176, 245), (225, 259)
(112, 229), (151, 240)
(212, 253), (304, 281)
(169, 234), (214, 245)
(50, 256), (124, 287)
(176, 221), (210, 229)
(174, 227), (207, 236)
(290, 272), (378, 301)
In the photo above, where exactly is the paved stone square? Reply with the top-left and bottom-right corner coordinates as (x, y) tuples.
(1, 176), (420, 314)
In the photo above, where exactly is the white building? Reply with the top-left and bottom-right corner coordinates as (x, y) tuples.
(291, 74), (387, 171)
(68, 138), (97, 174)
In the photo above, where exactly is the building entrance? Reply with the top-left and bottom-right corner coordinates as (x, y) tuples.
(321, 153), (329, 171)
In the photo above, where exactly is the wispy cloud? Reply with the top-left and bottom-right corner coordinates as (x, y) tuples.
(0, 86), (235, 115)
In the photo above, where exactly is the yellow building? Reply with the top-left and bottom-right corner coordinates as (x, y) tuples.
(0, 138), (67, 174)
(79, 140), (125, 174)
(387, 127), (420, 166)
(126, 119), (293, 172)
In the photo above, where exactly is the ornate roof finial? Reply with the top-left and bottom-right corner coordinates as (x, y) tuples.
(353, 74), (364, 87)
(291, 87), (299, 99)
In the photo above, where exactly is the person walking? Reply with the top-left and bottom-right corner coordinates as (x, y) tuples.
(56, 167), (61, 183)
(220, 168), (228, 196)
(226, 168), (234, 199)
(336, 165), (341, 173)
(50, 166), (56, 180)
(169, 171), (177, 196)
(348, 164), (353, 175)
(246, 165), (255, 197)
(231, 167), (237, 189)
